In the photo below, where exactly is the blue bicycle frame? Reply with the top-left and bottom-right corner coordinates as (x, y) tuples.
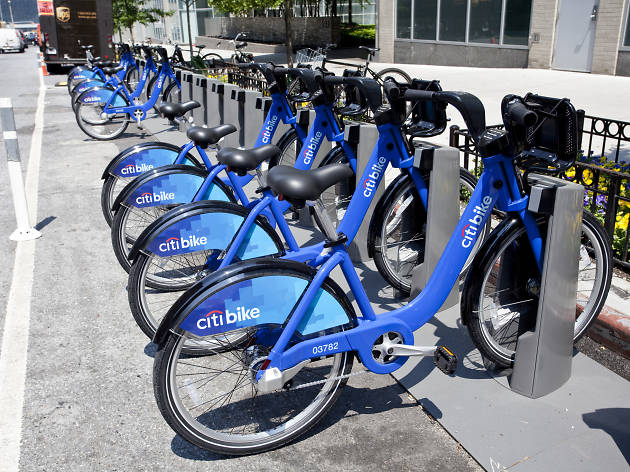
(169, 117), (546, 382)
(70, 49), (136, 84)
(74, 53), (158, 102)
(245, 122), (545, 379)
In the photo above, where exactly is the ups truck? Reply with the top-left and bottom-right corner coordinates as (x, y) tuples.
(38, 0), (113, 72)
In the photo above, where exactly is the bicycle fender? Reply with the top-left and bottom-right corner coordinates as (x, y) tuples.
(78, 86), (128, 107)
(70, 69), (98, 81)
(111, 165), (209, 212)
(72, 78), (109, 96)
(460, 216), (517, 326)
(102, 142), (200, 179)
(128, 200), (284, 262)
(153, 258), (357, 346)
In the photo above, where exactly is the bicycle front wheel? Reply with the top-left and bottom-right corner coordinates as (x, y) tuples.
(462, 210), (612, 367)
(369, 168), (484, 295)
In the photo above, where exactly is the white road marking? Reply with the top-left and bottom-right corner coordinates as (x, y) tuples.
(0, 69), (45, 472)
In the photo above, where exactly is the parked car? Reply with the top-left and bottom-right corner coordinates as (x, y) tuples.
(0, 28), (26, 53)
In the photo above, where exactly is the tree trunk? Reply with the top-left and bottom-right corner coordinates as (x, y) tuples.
(332, 0), (337, 17)
(283, 0), (294, 67)
(348, 0), (352, 24)
(128, 26), (135, 44)
(186, 2), (193, 61)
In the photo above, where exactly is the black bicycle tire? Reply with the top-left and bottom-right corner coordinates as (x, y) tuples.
(74, 91), (130, 141)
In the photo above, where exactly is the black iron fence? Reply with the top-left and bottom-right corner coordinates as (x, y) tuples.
(450, 116), (630, 268)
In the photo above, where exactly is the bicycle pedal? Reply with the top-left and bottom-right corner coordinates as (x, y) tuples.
(434, 346), (457, 375)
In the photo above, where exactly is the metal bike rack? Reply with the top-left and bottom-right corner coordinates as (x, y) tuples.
(295, 109), (331, 226)
(344, 122), (380, 263)
(243, 90), (264, 148)
(409, 143), (460, 308)
(507, 174), (583, 398)
(180, 71), (193, 104)
(222, 83), (241, 147)
(192, 75), (207, 125)
(206, 80), (222, 128)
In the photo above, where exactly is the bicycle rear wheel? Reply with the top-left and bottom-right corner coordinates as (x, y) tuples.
(462, 211), (612, 367)
(153, 263), (355, 455)
(75, 94), (129, 141)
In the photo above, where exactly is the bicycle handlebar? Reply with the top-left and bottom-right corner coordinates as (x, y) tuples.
(505, 100), (538, 128)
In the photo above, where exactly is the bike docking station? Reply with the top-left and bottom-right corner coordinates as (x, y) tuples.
(392, 169), (630, 471)
(409, 142), (459, 308)
(0, 98), (41, 241)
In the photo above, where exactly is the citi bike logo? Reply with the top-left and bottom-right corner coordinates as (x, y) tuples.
(135, 191), (175, 205)
(362, 156), (387, 198)
(461, 195), (493, 248)
(82, 95), (101, 103)
(302, 131), (323, 165)
(121, 163), (154, 176)
(158, 235), (208, 253)
(196, 307), (261, 330)
(261, 115), (279, 144)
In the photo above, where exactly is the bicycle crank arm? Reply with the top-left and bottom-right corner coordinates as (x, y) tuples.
(257, 360), (310, 393)
(386, 345), (437, 357)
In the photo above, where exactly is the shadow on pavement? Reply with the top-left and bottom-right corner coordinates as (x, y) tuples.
(169, 380), (418, 461)
(583, 408), (630, 466)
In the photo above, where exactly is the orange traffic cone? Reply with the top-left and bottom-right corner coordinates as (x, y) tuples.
(40, 52), (49, 76)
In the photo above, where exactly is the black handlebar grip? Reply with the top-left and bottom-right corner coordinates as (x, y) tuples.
(403, 89), (436, 101)
(324, 75), (345, 86)
(382, 80), (401, 99)
(507, 101), (537, 127)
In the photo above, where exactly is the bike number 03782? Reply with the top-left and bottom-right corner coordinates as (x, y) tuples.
(313, 342), (339, 355)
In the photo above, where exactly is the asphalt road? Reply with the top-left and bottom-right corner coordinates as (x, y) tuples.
(0, 50), (481, 471)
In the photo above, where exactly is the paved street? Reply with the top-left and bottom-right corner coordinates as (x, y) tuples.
(0, 49), (481, 471)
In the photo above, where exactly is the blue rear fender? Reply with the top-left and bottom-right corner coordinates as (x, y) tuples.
(112, 165), (234, 213)
(78, 87), (128, 107)
(102, 143), (201, 180)
(153, 258), (357, 346)
(128, 200), (284, 262)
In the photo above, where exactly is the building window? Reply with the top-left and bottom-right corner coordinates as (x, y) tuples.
(397, 0), (412, 39)
(396, 0), (532, 46)
(624, 5), (630, 47)
(439, 0), (467, 42)
(469, 0), (502, 44)
(413, 0), (437, 40)
(503, 0), (533, 45)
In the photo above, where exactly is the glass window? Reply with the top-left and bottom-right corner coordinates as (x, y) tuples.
(439, 0), (467, 42)
(469, 0), (502, 44)
(397, 0), (412, 38)
(413, 0), (438, 40)
(625, 7), (630, 46)
(503, 0), (532, 45)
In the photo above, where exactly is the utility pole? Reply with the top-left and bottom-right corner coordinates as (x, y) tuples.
(8, 0), (15, 25)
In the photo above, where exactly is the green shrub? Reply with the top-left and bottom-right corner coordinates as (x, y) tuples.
(339, 24), (375, 48)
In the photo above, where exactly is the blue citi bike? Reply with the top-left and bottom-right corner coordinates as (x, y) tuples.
(70, 45), (158, 113)
(67, 43), (139, 95)
(149, 81), (596, 454)
(74, 47), (181, 140)
(109, 66), (363, 274)
(123, 73), (450, 343)
(99, 62), (312, 227)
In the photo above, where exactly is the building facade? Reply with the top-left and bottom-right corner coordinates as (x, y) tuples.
(377, 0), (630, 76)
(123, 1), (375, 46)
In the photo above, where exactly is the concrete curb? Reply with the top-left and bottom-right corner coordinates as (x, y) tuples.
(590, 305), (630, 359)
